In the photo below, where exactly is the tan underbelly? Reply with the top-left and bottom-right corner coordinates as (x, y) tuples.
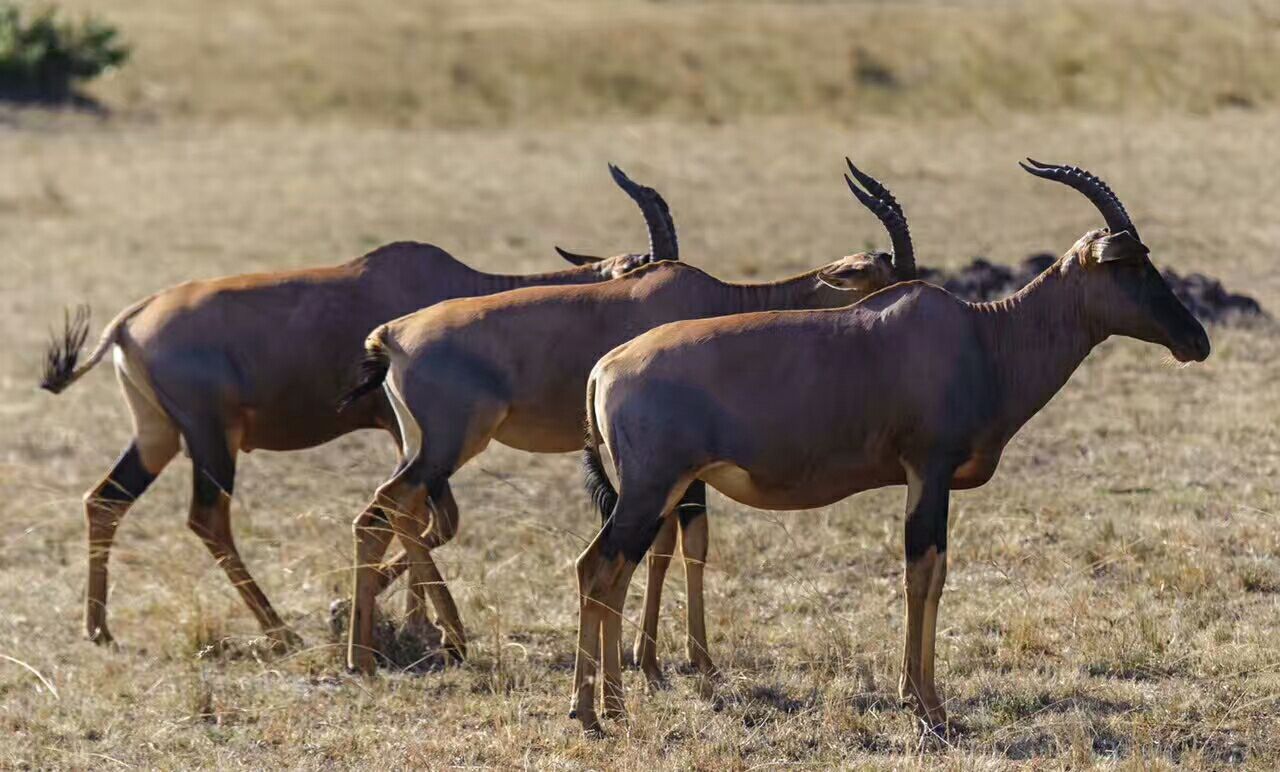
(702, 451), (999, 510)
(699, 462), (903, 511)
(700, 463), (776, 508)
(492, 412), (583, 454)
(237, 403), (385, 452)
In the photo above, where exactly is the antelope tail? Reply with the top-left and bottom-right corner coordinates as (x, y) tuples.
(582, 377), (618, 524)
(40, 296), (152, 394)
(338, 327), (391, 412)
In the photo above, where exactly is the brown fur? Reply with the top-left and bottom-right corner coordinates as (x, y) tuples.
(343, 163), (915, 674)
(571, 162), (1211, 734)
(43, 165), (673, 650)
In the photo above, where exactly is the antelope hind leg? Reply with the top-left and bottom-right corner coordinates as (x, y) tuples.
(634, 514), (676, 687)
(677, 482), (717, 679)
(84, 372), (180, 645)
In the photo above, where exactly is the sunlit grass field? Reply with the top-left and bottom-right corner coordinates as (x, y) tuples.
(1, 1), (1278, 767)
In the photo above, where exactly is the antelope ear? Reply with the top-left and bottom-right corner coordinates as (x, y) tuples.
(554, 246), (603, 266)
(1091, 230), (1149, 263)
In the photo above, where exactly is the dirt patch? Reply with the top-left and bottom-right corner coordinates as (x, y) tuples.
(920, 254), (1268, 325)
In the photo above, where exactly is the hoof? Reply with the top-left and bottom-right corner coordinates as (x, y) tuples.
(915, 718), (950, 750)
(902, 691), (948, 739)
(693, 673), (716, 701)
(642, 667), (669, 694)
(570, 704), (604, 736)
(922, 714), (948, 738)
(443, 641), (467, 664)
(266, 627), (304, 654)
(580, 717), (605, 737)
(901, 686), (952, 737)
(603, 705), (628, 723)
(682, 657), (720, 680)
(87, 627), (117, 649)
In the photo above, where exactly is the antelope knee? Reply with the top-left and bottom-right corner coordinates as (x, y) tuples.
(352, 505), (390, 534)
(600, 520), (663, 565)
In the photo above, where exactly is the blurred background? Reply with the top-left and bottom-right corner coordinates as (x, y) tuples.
(49, 0), (1280, 127)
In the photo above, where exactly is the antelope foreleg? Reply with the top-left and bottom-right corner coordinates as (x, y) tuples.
(898, 460), (952, 732)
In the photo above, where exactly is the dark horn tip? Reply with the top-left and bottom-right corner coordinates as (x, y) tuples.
(844, 158), (869, 187)
(845, 157), (876, 184)
(843, 174), (876, 208)
(608, 163), (631, 185)
(1019, 160), (1052, 177)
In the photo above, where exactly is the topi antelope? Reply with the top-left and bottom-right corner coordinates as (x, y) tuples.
(39, 164), (676, 651)
(624, 160), (915, 684)
(339, 160), (915, 674)
(570, 160), (1210, 735)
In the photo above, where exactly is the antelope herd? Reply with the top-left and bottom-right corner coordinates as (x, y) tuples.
(42, 158), (1209, 736)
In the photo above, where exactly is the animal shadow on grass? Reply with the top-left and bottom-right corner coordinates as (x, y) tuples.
(327, 598), (447, 673)
(966, 690), (1138, 720)
(969, 691), (1138, 760)
(715, 683), (947, 753)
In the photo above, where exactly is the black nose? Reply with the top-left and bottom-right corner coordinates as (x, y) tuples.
(1181, 325), (1211, 362)
(1192, 328), (1211, 361)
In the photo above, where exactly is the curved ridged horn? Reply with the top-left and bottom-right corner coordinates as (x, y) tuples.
(843, 158), (915, 279)
(608, 164), (679, 263)
(1019, 159), (1139, 242)
(554, 246), (604, 265)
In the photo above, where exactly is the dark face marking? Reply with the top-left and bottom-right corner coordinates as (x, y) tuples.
(1103, 252), (1210, 363)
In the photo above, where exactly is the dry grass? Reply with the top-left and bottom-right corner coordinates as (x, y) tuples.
(46, 0), (1280, 127)
(2, 0), (1279, 768)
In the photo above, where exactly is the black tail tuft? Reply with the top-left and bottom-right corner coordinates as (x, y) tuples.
(582, 444), (619, 525)
(337, 339), (390, 412)
(40, 305), (91, 394)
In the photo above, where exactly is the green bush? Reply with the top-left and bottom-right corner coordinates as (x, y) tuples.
(0, 2), (128, 101)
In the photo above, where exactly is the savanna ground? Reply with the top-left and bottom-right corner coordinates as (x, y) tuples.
(1, 0), (1279, 768)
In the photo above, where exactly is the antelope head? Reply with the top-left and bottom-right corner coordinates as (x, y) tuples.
(554, 247), (657, 279)
(816, 158), (916, 295)
(1021, 159), (1211, 363)
(554, 164), (679, 279)
(816, 251), (896, 293)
